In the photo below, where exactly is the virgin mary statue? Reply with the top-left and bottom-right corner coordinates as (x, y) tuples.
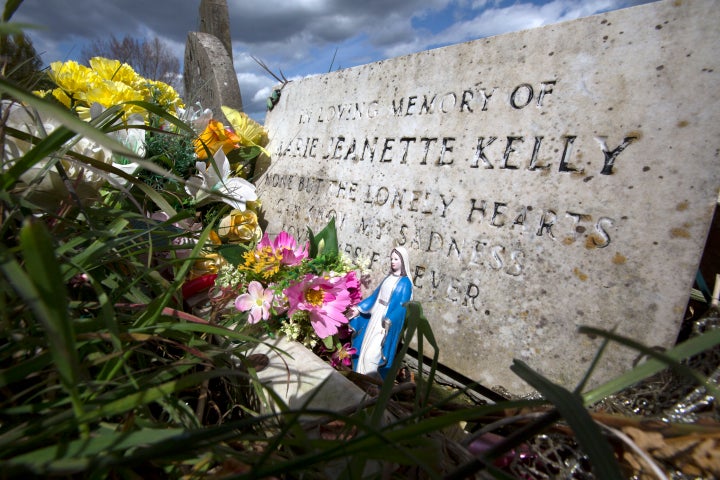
(347, 247), (413, 379)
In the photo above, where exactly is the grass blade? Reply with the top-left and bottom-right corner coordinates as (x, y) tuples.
(511, 359), (624, 479)
(581, 326), (720, 405)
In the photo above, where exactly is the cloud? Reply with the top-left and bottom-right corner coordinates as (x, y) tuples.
(381, 0), (643, 57)
(12, 0), (653, 125)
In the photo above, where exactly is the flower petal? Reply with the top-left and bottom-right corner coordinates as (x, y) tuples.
(235, 293), (254, 312)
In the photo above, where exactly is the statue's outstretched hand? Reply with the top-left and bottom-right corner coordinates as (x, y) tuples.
(346, 306), (360, 319)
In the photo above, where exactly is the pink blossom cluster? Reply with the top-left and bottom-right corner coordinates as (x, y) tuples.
(234, 231), (361, 340)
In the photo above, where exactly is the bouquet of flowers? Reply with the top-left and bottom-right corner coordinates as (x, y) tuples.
(5, 54), (365, 374)
(25, 57), (267, 211)
(212, 219), (369, 369)
(4, 57), (278, 324)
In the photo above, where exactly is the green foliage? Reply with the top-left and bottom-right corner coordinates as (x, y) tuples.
(307, 215), (338, 258)
(0, 69), (263, 477)
(2, 0), (22, 22)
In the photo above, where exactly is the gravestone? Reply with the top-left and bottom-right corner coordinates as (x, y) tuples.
(199, 0), (233, 57)
(184, 0), (243, 124)
(257, 0), (720, 395)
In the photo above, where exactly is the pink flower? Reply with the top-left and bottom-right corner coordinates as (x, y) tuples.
(257, 231), (308, 267)
(331, 270), (362, 304)
(284, 274), (352, 339)
(330, 342), (357, 368)
(235, 281), (273, 324)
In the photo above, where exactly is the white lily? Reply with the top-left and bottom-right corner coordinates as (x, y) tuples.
(185, 148), (257, 211)
(177, 102), (213, 134)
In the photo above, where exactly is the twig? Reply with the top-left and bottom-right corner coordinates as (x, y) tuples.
(251, 55), (288, 84)
(599, 423), (669, 480)
(460, 411), (548, 447)
(195, 365), (212, 421)
(328, 47), (338, 73)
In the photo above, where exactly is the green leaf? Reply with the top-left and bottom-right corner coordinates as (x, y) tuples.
(581, 325), (720, 405)
(217, 243), (250, 266)
(307, 217), (338, 258)
(2, 0), (23, 21)
(0, 21), (37, 34)
(6, 428), (185, 472)
(75, 369), (246, 424)
(322, 335), (335, 350)
(227, 144), (262, 162)
(17, 221), (81, 395)
(0, 351), (52, 389)
(123, 100), (195, 136)
(1, 123), (76, 190)
(511, 360), (624, 479)
(407, 301), (441, 407)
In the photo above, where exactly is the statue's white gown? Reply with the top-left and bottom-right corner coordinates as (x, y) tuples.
(355, 274), (400, 375)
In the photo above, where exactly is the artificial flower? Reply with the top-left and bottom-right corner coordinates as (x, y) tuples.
(330, 270), (363, 305)
(218, 209), (261, 243)
(43, 58), (183, 121)
(221, 105), (269, 155)
(83, 80), (144, 116)
(284, 274), (353, 339)
(185, 148), (258, 210)
(182, 273), (218, 299)
(106, 112), (146, 185)
(89, 57), (139, 86)
(194, 119), (241, 160)
(48, 60), (95, 98)
(49, 88), (73, 108)
(177, 102), (213, 134)
(330, 342), (357, 368)
(235, 280), (274, 324)
(191, 253), (227, 278)
(1, 100), (147, 205)
(142, 78), (184, 111)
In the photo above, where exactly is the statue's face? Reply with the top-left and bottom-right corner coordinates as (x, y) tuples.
(390, 251), (401, 273)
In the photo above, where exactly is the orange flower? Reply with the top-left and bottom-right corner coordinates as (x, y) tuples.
(194, 119), (241, 159)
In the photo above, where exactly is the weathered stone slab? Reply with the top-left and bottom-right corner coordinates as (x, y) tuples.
(184, 31), (243, 124)
(258, 0), (720, 395)
(245, 336), (367, 415)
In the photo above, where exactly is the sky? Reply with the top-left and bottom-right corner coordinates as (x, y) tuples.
(13, 0), (655, 123)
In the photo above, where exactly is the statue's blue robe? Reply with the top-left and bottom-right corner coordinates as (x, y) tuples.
(349, 275), (413, 379)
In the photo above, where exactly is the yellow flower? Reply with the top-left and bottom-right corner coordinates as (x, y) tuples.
(84, 80), (144, 118)
(217, 209), (261, 243)
(191, 253), (227, 279)
(50, 88), (73, 108)
(45, 58), (182, 122)
(88, 57), (139, 86)
(145, 79), (184, 110)
(241, 246), (283, 279)
(221, 106), (269, 154)
(194, 119), (240, 160)
(48, 60), (96, 98)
